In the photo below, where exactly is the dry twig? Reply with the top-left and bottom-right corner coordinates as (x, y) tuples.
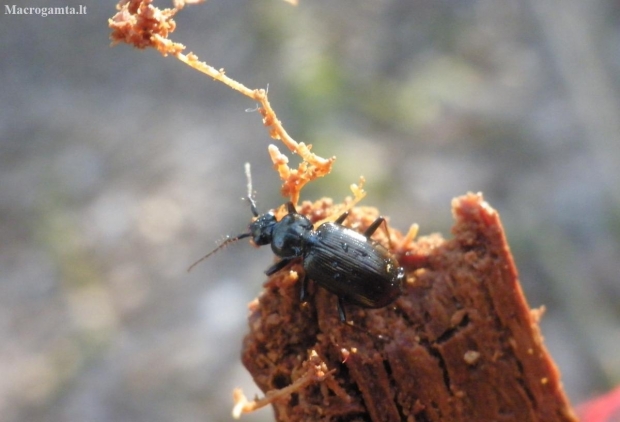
(109, 0), (335, 204)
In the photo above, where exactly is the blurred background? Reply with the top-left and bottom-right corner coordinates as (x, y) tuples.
(2, 0), (620, 420)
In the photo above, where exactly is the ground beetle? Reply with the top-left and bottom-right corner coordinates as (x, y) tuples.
(190, 164), (405, 322)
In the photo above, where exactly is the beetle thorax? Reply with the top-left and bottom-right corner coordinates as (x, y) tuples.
(270, 213), (314, 258)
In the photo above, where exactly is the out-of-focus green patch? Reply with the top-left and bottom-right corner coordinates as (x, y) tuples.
(361, 55), (480, 134)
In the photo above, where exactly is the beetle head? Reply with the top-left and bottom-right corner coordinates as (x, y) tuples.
(249, 211), (277, 246)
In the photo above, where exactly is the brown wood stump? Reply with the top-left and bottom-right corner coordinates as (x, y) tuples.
(241, 193), (578, 422)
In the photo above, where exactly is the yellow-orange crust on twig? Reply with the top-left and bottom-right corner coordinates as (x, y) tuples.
(109, 0), (334, 204)
(231, 350), (346, 419)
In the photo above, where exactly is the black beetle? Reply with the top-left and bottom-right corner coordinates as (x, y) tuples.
(189, 164), (405, 322)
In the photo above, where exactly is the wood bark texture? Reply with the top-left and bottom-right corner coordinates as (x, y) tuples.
(241, 193), (578, 422)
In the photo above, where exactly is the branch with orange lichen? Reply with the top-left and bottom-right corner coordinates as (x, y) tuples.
(108, 0), (333, 204)
(231, 350), (350, 419)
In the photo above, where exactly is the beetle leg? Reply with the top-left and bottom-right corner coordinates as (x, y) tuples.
(363, 216), (385, 237)
(334, 211), (349, 225)
(264, 257), (292, 276)
(364, 216), (394, 250)
(286, 202), (296, 214)
(299, 273), (309, 303)
(337, 296), (347, 323)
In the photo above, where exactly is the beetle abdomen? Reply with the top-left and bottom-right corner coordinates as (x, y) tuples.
(303, 223), (404, 308)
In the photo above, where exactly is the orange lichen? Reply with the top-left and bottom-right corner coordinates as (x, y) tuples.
(231, 350), (337, 419)
(109, 0), (334, 205)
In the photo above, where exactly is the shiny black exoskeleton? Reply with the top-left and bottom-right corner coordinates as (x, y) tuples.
(189, 165), (405, 322)
(251, 202), (405, 321)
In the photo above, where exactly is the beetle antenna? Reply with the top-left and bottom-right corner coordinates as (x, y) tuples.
(188, 232), (251, 272)
(245, 162), (259, 217)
